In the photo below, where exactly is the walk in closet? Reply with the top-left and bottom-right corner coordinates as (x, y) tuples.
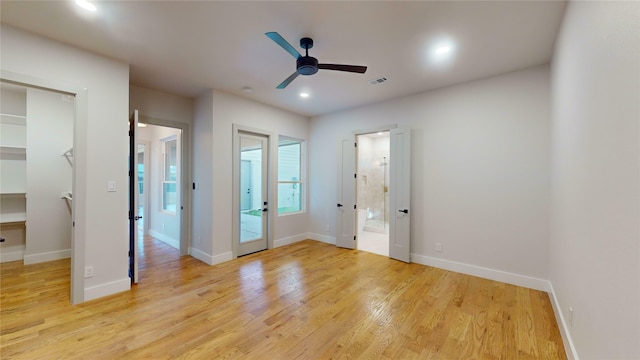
(0, 83), (74, 264)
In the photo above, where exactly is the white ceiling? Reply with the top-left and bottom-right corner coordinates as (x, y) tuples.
(1, 1), (566, 117)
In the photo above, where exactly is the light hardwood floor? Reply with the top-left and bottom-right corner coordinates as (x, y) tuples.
(1, 238), (566, 359)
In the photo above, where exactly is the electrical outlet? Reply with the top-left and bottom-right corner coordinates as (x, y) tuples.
(325, 225), (330, 233)
(435, 243), (442, 252)
(568, 307), (574, 327)
(84, 266), (94, 278)
(162, 223), (165, 231)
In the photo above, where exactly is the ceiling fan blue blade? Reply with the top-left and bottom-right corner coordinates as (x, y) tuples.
(276, 72), (300, 89)
(318, 64), (368, 73)
(266, 32), (302, 60)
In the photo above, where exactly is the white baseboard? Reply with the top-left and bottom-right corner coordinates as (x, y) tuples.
(189, 247), (232, 266)
(307, 233), (336, 245)
(547, 282), (579, 360)
(148, 229), (179, 249)
(274, 233), (309, 248)
(84, 278), (130, 302)
(190, 247), (213, 264)
(211, 251), (233, 265)
(0, 245), (25, 263)
(23, 249), (71, 265)
(410, 253), (549, 291)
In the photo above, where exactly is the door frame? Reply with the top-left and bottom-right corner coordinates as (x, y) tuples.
(1, 70), (88, 304)
(137, 115), (191, 256)
(337, 123), (413, 262)
(232, 124), (274, 258)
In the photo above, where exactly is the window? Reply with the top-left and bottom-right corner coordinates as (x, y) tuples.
(162, 136), (177, 214)
(278, 137), (304, 214)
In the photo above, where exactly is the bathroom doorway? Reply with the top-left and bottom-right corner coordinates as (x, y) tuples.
(356, 131), (390, 256)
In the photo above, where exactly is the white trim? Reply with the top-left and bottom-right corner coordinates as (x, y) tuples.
(0, 244), (25, 263)
(410, 253), (549, 291)
(84, 278), (130, 302)
(273, 233), (308, 248)
(189, 247), (233, 266)
(547, 282), (580, 360)
(211, 251), (233, 265)
(148, 229), (179, 249)
(23, 249), (71, 265)
(189, 247), (213, 264)
(307, 233), (336, 245)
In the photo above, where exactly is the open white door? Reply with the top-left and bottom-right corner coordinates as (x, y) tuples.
(389, 128), (411, 262)
(336, 138), (356, 249)
(128, 110), (140, 283)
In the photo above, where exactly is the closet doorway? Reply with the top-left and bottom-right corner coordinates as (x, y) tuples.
(1, 74), (85, 304)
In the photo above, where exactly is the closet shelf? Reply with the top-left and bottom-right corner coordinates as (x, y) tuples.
(0, 213), (26, 224)
(0, 113), (26, 126)
(0, 192), (26, 197)
(0, 145), (27, 154)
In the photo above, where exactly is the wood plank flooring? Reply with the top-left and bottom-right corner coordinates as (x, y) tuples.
(1, 238), (566, 359)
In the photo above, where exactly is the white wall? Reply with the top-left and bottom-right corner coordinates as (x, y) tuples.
(1, 25), (130, 301)
(130, 85), (193, 125)
(309, 65), (551, 281)
(191, 90), (309, 263)
(191, 90), (214, 259)
(550, 1), (640, 359)
(24, 88), (73, 264)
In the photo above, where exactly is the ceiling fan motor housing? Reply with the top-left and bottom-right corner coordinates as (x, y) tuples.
(297, 56), (319, 75)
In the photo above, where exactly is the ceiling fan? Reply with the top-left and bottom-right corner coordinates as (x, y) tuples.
(265, 32), (368, 89)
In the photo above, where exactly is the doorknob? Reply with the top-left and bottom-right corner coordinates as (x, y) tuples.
(337, 203), (343, 207)
(398, 209), (408, 214)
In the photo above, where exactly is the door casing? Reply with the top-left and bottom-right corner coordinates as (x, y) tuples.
(336, 124), (411, 262)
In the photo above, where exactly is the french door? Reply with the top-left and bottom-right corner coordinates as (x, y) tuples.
(236, 131), (268, 256)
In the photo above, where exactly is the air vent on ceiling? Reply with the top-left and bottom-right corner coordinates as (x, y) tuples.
(369, 76), (388, 85)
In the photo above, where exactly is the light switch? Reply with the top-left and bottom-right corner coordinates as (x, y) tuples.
(107, 181), (117, 192)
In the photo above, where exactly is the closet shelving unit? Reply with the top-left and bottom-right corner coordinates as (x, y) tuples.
(1, 112), (27, 227)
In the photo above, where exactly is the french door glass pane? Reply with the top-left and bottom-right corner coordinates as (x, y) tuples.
(240, 137), (263, 243)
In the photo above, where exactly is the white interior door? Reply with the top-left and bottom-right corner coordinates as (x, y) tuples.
(128, 110), (140, 283)
(389, 128), (411, 262)
(237, 132), (268, 256)
(336, 138), (356, 249)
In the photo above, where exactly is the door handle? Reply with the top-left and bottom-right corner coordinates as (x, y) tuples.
(134, 215), (143, 220)
(247, 189), (250, 194)
(398, 209), (408, 214)
(262, 208), (268, 212)
(337, 203), (343, 207)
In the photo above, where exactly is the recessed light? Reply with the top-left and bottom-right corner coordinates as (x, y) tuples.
(429, 39), (456, 64)
(75, 0), (97, 12)
(242, 86), (252, 93)
(137, 123), (148, 128)
(435, 45), (452, 55)
(377, 132), (383, 135)
(299, 92), (310, 98)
